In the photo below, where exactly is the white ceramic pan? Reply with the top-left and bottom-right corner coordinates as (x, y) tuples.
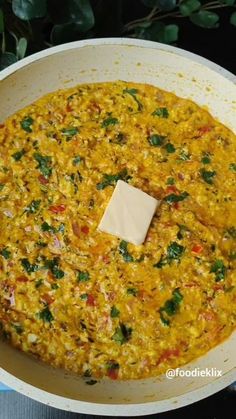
(0, 38), (235, 416)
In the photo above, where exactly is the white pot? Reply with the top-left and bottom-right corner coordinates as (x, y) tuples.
(0, 38), (235, 416)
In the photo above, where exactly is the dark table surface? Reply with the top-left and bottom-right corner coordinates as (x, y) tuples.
(0, 383), (236, 419)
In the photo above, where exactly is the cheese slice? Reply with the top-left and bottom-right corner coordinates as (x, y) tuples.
(98, 180), (160, 245)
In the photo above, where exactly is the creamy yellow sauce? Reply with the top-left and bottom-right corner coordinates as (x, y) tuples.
(0, 81), (235, 381)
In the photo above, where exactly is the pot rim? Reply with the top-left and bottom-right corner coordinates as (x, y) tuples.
(0, 37), (235, 415)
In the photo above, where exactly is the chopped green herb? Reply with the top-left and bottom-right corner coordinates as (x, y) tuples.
(12, 149), (25, 161)
(21, 116), (34, 133)
(0, 248), (11, 259)
(0, 183), (5, 191)
(21, 258), (39, 274)
(77, 271), (90, 282)
(167, 242), (185, 261)
(25, 199), (41, 214)
(165, 143), (175, 153)
(201, 153), (211, 164)
(123, 88), (143, 111)
(80, 293), (88, 301)
(101, 117), (119, 128)
(152, 107), (169, 118)
(73, 156), (82, 166)
(127, 287), (138, 296)
(41, 221), (57, 233)
(51, 283), (59, 290)
(96, 169), (131, 190)
(61, 127), (79, 137)
(210, 260), (227, 282)
(229, 163), (236, 172)
(164, 191), (189, 204)
(44, 258), (64, 279)
(154, 242), (185, 268)
(111, 306), (120, 318)
(148, 134), (166, 147)
(200, 168), (216, 185)
(119, 240), (134, 262)
(34, 153), (52, 178)
(12, 324), (24, 334)
(166, 177), (175, 185)
(35, 279), (43, 289)
(159, 288), (183, 325)
(179, 150), (190, 161)
(83, 369), (92, 377)
(159, 311), (170, 326)
(112, 323), (132, 344)
(39, 306), (54, 323)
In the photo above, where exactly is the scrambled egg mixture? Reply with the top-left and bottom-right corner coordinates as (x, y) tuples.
(0, 81), (235, 381)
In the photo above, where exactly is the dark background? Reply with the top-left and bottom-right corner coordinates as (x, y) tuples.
(1, 0), (236, 417)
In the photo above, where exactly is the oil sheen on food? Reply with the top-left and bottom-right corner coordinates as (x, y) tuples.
(0, 81), (235, 380)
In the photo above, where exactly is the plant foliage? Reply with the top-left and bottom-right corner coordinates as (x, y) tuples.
(0, 0), (235, 69)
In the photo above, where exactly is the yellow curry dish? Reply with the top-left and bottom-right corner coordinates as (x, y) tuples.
(0, 81), (235, 381)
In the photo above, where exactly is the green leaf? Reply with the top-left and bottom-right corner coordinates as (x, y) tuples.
(25, 199), (41, 214)
(111, 306), (120, 318)
(179, 0), (201, 17)
(73, 155), (82, 165)
(164, 143), (175, 153)
(96, 169), (131, 190)
(229, 163), (236, 172)
(167, 177), (175, 185)
(201, 153), (211, 165)
(167, 242), (185, 261)
(21, 258), (39, 274)
(200, 168), (216, 184)
(48, 0), (94, 29)
(77, 271), (90, 282)
(123, 88), (143, 111)
(16, 37), (27, 60)
(12, 149), (25, 161)
(158, 24), (179, 43)
(156, 0), (177, 10)
(0, 52), (17, 70)
(21, 116), (34, 133)
(12, 0), (47, 20)
(119, 240), (134, 263)
(112, 323), (132, 345)
(230, 11), (236, 26)
(39, 306), (54, 323)
(152, 107), (169, 118)
(148, 134), (166, 146)
(190, 10), (219, 29)
(0, 248), (11, 260)
(220, 0), (235, 5)
(164, 191), (189, 204)
(44, 258), (64, 279)
(159, 288), (183, 324)
(210, 260), (227, 282)
(141, 0), (177, 10)
(51, 23), (81, 45)
(0, 8), (4, 34)
(61, 127), (79, 136)
(101, 117), (119, 128)
(34, 153), (52, 178)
